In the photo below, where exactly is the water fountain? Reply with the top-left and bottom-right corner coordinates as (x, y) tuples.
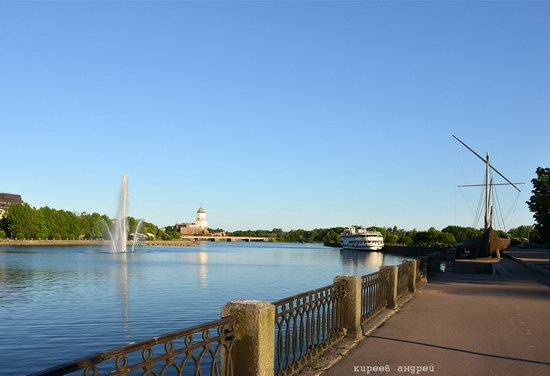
(107, 174), (142, 253)
(102, 174), (143, 253)
(131, 219), (143, 253)
(111, 174), (128, 252)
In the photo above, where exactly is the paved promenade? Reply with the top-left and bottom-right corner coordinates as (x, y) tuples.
(505, 247), (550, 273)
(324, 258), (550, 376)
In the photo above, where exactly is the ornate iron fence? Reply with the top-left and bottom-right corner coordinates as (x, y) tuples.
(360, 270), (388, 325)
(397, 263), (409, 297)
(272, 282), (346, 376)
(31, 317), (236, 376)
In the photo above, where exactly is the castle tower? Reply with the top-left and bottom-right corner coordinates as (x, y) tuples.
(196, 207), (208, 229)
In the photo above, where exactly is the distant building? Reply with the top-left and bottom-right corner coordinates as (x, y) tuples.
(0, 193), (22, 217)
(195, 207), (208, 229)
(176, 207), (209, 235)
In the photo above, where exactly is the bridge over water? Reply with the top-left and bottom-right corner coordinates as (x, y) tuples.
(179, 235), (272, 242)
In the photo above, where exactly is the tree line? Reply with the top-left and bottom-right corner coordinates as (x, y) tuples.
(0, 203), (181, 240)
(4, 161), (548, 247)
(0, 202), (534, 246)
(227, 224), (530, 246)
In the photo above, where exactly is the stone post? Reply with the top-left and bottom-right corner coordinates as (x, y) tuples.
(380, 265), (398, 309)
(333, 275), (362, 339)
(408, 259), (417, 292)
(221, 300), (275, 376)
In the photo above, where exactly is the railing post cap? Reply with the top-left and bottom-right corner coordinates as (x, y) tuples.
(221, 300), (274, 317)
(333, 275), (361, 283)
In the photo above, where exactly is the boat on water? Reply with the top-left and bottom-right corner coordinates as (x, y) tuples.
(453, 135), (521, 258)
(340, 226), (384, 251)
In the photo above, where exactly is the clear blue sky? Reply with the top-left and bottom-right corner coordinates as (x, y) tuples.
(1, 1), (549, 231)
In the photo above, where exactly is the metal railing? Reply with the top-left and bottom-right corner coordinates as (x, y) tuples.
(31, 258), (433, 376)
(397, 263), (409, 297)
(360, 270), (388, 324)
(31, 317), (236, 376)
(272, 282), (346, 376)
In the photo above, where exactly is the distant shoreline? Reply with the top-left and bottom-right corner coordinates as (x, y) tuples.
(0, 239), (196, 247)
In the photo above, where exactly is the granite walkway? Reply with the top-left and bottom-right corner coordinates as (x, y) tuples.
(323, 258), (550, 376)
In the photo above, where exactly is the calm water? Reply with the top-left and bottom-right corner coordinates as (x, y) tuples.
(0, 242), (404, 375)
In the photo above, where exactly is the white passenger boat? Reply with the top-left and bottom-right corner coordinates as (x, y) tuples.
(340, 226), (384, 251)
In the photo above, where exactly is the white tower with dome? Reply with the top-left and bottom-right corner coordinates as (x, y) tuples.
(195, 207), (208, 229)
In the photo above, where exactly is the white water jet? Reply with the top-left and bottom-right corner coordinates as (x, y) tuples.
(104, 223), (117, 253)
(109, 174), (129, 253)
(131, 219), (143, 253)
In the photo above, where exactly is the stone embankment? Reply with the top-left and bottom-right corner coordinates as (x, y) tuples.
(143, 240), (195, 246)
(0, 239), (109, 246)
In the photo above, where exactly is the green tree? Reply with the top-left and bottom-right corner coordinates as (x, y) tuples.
(385, 234), (399, 244)
(398, 236), (413, 246)
(162, 225), (181, 240)
(5, 203), (35, 238)
(441, 225), (482, 243)
(526, 167), (550, 244)
(509, 225), (534, 241)
(439, 232), (456, 245)
(367, 226), (386, 239)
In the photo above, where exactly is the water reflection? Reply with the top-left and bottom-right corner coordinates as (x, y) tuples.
(0, 242), (405, 376)
(196, 252), (208, 288)
(116, 253), (129, 327)
(339, 249), (403, 274)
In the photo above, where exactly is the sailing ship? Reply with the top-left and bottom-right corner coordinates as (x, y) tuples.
(453, 135), (522, 258)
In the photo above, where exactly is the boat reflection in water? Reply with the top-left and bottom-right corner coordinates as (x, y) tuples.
(339, 248), (402, 275)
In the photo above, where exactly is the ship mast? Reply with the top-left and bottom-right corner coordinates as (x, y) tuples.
(453, 135), (521, 231)
(485, 154), (490, 230)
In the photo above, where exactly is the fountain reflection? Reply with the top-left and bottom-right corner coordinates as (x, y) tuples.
(116, 253), (130, 327)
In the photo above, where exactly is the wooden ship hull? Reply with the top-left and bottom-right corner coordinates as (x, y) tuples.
(462, 227), (511, 258)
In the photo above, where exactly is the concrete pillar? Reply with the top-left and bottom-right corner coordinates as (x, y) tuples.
(221, 300), (275, 376)
(408, 259), (417, 292)
(333, 275), (362, 339)
(380, 265), (398, 309)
